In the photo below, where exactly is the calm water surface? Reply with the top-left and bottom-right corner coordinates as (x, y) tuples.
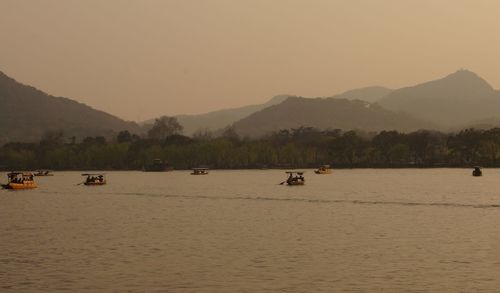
(1, 169), (500, 292)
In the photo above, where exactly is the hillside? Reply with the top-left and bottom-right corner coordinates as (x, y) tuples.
(149, 95), (291, 135)
(378, 70), (500, 127)
(331, 86), (392, 103)
(231, 97), (432, 137)
(0, 71), (140, 144)
(145, 88), (392, 135)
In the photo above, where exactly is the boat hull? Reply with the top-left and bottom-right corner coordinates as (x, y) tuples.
(191, 170), (209, 175)
(314, 170), (332, 174)
(286, 181), (305, 186)
(2, 182), (38, 189)
(84, 181), (106, 186)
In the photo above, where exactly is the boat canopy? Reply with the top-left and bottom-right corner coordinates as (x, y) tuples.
(192, 167), (209, 170)
(81, 173), (105, 176)
(8, 172), (33, 177)
(285, 171), (305, 175)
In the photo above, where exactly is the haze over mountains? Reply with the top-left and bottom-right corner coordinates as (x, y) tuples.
(331, 86), (393, 103)
(231, 97), (432, 137)
(150, 88), (392, 136)
(379, 70), (500, 127)
(2, 69), (500, 143)
(161, 95), (290, 136)
(227, 69), (500, 137)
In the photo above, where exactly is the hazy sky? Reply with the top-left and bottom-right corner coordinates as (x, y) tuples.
(1, 0), (500, 121)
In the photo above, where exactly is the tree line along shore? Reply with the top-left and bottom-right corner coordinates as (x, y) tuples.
(1, 122), (499, 171)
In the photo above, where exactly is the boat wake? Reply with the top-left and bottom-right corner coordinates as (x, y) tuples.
(110, 192), (500, 210)
(32, 189), (500, 210)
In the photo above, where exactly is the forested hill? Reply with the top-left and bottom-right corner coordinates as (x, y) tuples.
(148, 89), (391, 135)
(231, 97), (433, 137)
(379, 70), (500, 127)
(0, 71), (140, 144)
(148, 94), (291, 135)
(330, 86), (393, 103)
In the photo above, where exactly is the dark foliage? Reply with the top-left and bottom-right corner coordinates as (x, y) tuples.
(1, 127), (499, 171)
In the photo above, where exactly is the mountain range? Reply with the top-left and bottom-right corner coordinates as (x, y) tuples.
(231, 97), (432, 137)
(170, 95), (290, 135)
(2, 69), (500, 143)
(221, 69), (500, 137)
(162, 87), (393, 136)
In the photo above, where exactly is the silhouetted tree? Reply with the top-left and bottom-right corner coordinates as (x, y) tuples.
(147, 116), (183, 140)
(221, 126), (240, 142)
(117, 130), (133, 143)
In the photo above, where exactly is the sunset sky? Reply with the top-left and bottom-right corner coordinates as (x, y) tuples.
(1, 0), (499, 121)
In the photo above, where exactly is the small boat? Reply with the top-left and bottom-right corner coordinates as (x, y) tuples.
(82, 173), (106, 186)
(143, 159), (174, 172)
(472, 166), (482, 177)
(284, 171), (305, 186)
(191, 167), (209, 175)
(2, 172), (38, 190)
(34, 169), (54, 176)
(314, 164), (332, 174)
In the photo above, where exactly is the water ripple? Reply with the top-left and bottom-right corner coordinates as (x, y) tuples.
(109, 191), (500, 210)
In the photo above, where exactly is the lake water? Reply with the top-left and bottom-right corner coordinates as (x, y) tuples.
(1, 169), (500, 292)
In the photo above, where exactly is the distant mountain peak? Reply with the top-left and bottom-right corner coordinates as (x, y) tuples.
(430, 69), (493, 92)
(378, 69), (499, 127)
(449, 68), (480, 78)
(265, 94), (294, 105)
